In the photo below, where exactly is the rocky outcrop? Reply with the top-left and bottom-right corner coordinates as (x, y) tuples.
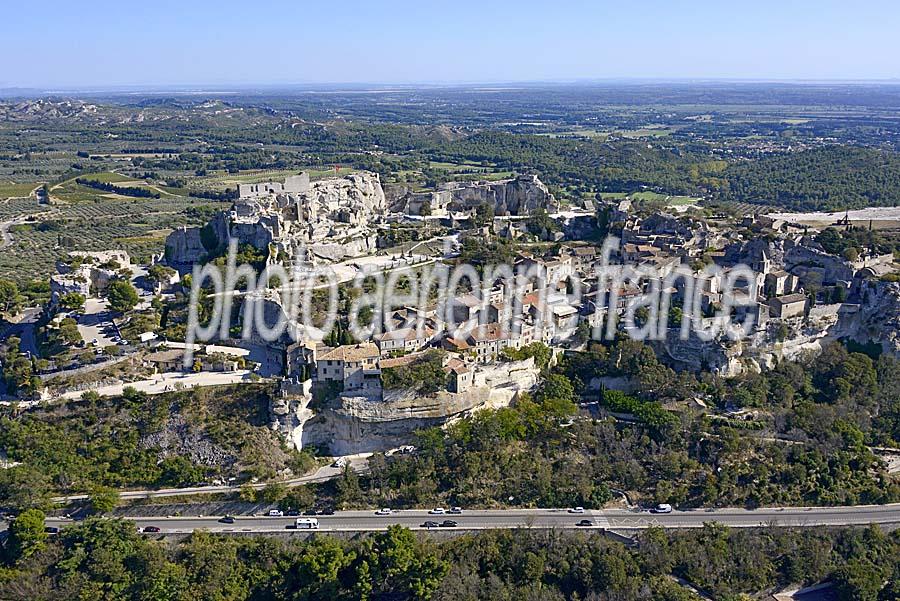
(784, 244), (854, 286)
(656, 277), (900, 378)
(164, 172), (386, 267)
(841, 280), (900, 356)
(165, 225), (211, 266)
(653, 328), (748, 377)
(140, 413), (237, 468)
(308, 172), (386, 216)
(308, 233), (379, 262)
(270, 359), (539, 455)
(270, 379), (314, 450)
(387, 174), (556, 216)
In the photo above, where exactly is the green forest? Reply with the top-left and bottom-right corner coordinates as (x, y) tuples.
(721, 147), (900, 211)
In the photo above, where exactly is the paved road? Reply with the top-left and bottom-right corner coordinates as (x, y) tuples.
(42, 504), (900, 534)
(0, 307), (41, 357)
(0, 216), (28, 251)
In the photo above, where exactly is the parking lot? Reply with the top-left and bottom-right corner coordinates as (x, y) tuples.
(76, 298), (121, 348)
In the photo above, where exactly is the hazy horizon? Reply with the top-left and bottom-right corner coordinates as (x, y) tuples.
(3, 0), (900, 89)
(5, 78), (900, 98)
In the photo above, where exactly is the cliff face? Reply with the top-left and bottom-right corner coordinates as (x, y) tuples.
(308, 233), (379, 262)
(841, 280), (900, 356)
(271, 359), (539, 455)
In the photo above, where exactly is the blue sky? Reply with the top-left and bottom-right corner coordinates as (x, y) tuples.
(2, 0), (899, 87)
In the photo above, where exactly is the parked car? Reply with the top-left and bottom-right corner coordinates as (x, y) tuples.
(568, 507), (585, 514)
(375, 508), (393, 516)
(44, 526), (59, 534)
(267, 509), (284, 517)
(421, 521), (439, 528)
(448, 507), (463, 514)
(219, 516), (235, 524)
(439, 520), (458, 528)
(303, 508), (318, 516)
(286, 510), (300, 517)
(142, 526), (161, 533)
(320, 507), (335, 515)
(429, 507), (446, 515)
(650, 503), (673, 514)
(576, 519), (593, 527)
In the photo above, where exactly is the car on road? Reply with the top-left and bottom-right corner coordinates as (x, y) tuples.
(448, 507), (463, 514)
(44, 526), (59, 534)
(650, 503), (673, 514)
(421, 521), (439, 528)
(439, 520), (458, 528)
(303, 508), (318, 516)
(375, 508), (393, 516)
(219, 516), (235, 524)
(568, 507), (585, 514)
(332, 457), (347, 468)
(142, 526), (161, 533)
(267, 509), (284, 517)
(429, 507), (445, 515)
(320, 507), (335, 515)
(576, 519), (593, 527)
(286, 510), (299, 517)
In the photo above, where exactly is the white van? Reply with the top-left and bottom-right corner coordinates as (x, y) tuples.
(295, 517), (319, 529)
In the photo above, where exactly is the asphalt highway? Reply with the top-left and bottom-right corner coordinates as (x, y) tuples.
(42, 504), (900, 534)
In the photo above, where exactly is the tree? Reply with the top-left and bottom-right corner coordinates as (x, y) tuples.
(7, 508), (48, 562)
(0, 465), (52, 511)
(535, 373), (576, 405)
(146, 263), (175, 284)
(259, 482), (287, 504)
(58, 292), (85, 312)
(58, 317), (82, 345)
(370, 525), (448, 600)
(0, 278), (19, 314)
(239, 484), (258, 503)
(335, 463), (363, 507)
(106, 279), (139, 313)
(280, 486), (316, 511)
(89, 485), (119, 514)
(527, 207), (559, 236)
(500, 342), (552, 370)
(832, 559), (886, 601)
(474, 202), (495, 227)
(843, 247), (860, 262)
